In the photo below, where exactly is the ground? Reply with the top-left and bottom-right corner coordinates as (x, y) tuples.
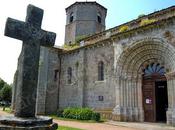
(0, 108), (175, 130)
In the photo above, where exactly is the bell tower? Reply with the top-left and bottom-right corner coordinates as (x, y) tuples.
(64, 1), (107, 45)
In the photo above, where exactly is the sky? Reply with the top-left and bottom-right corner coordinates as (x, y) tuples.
(0, 0), (175, 84)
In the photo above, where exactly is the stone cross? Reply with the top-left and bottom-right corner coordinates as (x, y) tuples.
(4, 4), (56, 118)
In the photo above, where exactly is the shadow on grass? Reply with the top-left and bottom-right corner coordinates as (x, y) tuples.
(50, 114), (106, 123)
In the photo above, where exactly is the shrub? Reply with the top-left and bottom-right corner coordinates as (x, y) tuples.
(75, 35), (87, 43)
(91, 112), (100, 121)
(63, 43), (80, 50)
(138, 14), (145, 18)
(140, 19), (156, 26)
(62, 107), (100, 121)
(119, 25), (129, 32)
(57, 109), (64, 117)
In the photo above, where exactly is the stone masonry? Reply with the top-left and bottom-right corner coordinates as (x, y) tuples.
(2, 4), (57, 129)
(11, 2), (175, 127)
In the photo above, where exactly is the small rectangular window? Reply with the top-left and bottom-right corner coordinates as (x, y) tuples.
(69, 12), (74, 23)
(98, 96), (104, 101)
(97, 16), (101, 23)
(67, 67), (72, 84)
(98, 61), (104, 81)
(54, 69), (59, 81)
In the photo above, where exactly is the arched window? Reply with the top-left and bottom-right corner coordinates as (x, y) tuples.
(97, 13), (102, 23)
(67, 67), (72, 84)
(143, 63), (165, 76)
(98, 61), (104, 81)
(54, 69), (59, 81)
(69, 12), (74, 23)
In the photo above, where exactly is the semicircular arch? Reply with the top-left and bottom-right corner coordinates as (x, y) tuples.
(116, 38), (175, 78)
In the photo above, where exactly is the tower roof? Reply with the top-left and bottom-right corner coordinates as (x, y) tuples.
(65, 1), (107, 11)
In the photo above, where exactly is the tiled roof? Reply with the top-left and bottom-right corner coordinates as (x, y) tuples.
(66, 1), (107, 11)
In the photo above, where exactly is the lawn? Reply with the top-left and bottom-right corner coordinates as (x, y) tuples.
(50, 115), (105, 123)
(58, 126), (84, 130)
(0, 106), (12, 113)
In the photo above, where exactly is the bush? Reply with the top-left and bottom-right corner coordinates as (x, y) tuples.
(91, 112), (100, 122)
(62, 107), (100, 121)
(57, 109), (64, 117)
(75, 35), (87, 43)
(138, 14), (145, 18)
(140, 19), (156, 26)
(119, 25), (129, 32)
(63, 43), (80, 50)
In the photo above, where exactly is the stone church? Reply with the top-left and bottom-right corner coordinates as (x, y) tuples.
(12, 1), (175, 126)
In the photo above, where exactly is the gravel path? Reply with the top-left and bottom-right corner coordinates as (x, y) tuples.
(53, 119), (139, 130)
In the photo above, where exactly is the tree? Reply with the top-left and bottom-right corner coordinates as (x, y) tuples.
(0, 84), (12, 102)
(0, 78), (5, 90)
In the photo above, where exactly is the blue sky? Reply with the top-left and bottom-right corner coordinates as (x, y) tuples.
(0, 0), (174, 83)
(97, 0), (175, 29)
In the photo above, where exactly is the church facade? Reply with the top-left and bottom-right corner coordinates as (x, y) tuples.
(14, 2), (175, 125)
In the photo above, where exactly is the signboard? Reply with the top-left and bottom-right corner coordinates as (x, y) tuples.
(146, 98), (152, 104)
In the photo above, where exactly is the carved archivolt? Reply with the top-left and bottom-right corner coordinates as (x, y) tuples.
(116, 37), (175, 79)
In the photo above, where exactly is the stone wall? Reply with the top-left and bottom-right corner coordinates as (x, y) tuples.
(59, 41), (115, 110)
(65, 2), (106, 44)
(37, 47), (60, 114)
(45, 48), (60, 114)
(83, 42), (115, 110)
(59, 50), (85, 108)
(112, 18), (175, 123)
(36, 7), (175, 126)
(36, 47), (49, 114)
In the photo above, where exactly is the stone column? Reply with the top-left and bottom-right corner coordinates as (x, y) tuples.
(123, 77), (128, 121)
(172, 79), (175, 126)
(137, 76), (144, 122)
(113, 76), (123, 121)
(133, 77), (139, 121)
(170, 72), (175, 126)
(166, 72), (174, 125)
(128, 76), (133, 121)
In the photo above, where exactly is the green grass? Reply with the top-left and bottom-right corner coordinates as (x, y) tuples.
(58, 126), (84, 130)
(0, 106), (12, 113)
(50, 115), (105, 123)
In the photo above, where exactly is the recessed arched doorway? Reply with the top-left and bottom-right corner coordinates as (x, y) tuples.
(142, 63), (168, 122)
(113, 38), (175, 124)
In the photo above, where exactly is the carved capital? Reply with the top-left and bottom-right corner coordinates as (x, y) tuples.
(165, 71), (175, 80)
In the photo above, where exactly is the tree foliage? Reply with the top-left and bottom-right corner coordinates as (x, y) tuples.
(0, 84), (12, 102)
(0, 78), (5, 90)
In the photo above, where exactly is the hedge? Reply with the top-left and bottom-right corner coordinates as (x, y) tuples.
(59, 107), (101, 121)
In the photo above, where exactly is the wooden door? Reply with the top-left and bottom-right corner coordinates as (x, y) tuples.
(142, 75), (167, 122)
(142, 63), (167, 122)
(142, 76), (156, 122)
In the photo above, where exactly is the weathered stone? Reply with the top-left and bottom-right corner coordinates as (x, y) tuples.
(10, 1), (175, 127)
(65, 2), (107, 45)
(0, 115), (52, 127)
(4, 4), (56, 118)
(1, 4), (57, 130)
